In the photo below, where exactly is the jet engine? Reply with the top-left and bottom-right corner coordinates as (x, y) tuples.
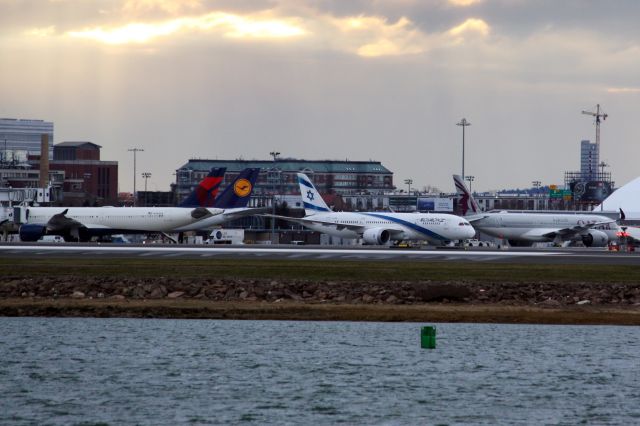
(19, 224), (47, 242)
(581, 230), (608, 247)
(362, 228), (390, 245)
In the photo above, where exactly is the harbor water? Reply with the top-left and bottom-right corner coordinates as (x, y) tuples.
(1, 318), (640, 425)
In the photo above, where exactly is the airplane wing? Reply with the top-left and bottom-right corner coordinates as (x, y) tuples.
(220, 207), (270, 222)
(541, 219), (617, 239)
(265, 214), (405, 236)
(464, 214), (490, 222)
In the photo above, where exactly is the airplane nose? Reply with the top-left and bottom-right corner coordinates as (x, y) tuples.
(466, 226), (476, 239)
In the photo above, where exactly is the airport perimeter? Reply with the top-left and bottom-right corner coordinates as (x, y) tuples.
(2, 247), (640, 325)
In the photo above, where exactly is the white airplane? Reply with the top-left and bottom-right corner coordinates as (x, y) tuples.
(453, 175), (618, 247)
(267, 173), (476, 245)
(20, 206), (221, 242)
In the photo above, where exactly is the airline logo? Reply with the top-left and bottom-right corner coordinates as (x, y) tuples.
(196, 176), (224, 207)
(234, 179), (252, 197)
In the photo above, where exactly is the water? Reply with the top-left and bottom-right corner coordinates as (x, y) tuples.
(1, 318), (639, 425)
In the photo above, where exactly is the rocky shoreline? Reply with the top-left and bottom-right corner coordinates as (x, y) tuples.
(2, 275), (640, 306)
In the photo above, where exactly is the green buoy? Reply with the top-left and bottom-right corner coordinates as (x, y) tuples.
(421, 326), (436, 349)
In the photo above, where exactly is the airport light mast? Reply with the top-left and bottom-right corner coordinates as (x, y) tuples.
(581, 104), (608, 153)
(456, 118), (471, 180)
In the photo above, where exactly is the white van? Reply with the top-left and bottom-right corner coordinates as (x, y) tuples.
(37, 235), (65, 243)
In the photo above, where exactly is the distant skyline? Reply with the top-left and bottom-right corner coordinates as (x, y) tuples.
(2, 0), (639, 193)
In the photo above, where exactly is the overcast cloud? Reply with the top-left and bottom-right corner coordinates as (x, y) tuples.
(1, 0), (639, 193)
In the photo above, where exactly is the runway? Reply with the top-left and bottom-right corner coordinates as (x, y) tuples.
(1, 244), (639, 265)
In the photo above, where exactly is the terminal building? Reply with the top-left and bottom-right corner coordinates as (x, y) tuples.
(173, 158), (395, 211)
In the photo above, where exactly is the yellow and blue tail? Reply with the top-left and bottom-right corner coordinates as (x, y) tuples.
(214, 168), (261, 208)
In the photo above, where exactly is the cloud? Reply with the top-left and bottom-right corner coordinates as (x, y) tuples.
(328, 15), (428, 57)
(607, 87), (640, 94)
(122, 0), (203, 15)
(66, 11), (307, 44)
(447, 0), (483, 6)
(24, 26), (57, 37)
(448, 18), (490, 38)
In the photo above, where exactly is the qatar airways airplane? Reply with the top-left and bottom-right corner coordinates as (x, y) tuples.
(267, 173), (476, 245)
(453, 175), (618, 247)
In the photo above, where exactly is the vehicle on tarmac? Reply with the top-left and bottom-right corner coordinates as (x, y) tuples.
(266, 173), (476, 246)
(453, 175), (619, 247)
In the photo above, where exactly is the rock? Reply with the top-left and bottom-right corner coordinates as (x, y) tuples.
(413, 283), (472, 302)
(109, 295), (126, 300)
(167, 291), (185, 299)
(148, 287), (167, 299)
(385, 295), (398, 303)
(71, 291), (85, 299)
(576, 300), (591, 305)
(362, 294), (374, 303)
(239, 291), (249, 299)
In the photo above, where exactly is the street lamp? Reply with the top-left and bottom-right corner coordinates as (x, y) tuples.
(532, 180), (541, 196)
(456, 118), (471, 180)
(404, 178), (413, 194)
(465, 175), (475, 193)
(142, 172), (152, 206)
(269, 151), (280, 243)
(128, 148), (144, 206)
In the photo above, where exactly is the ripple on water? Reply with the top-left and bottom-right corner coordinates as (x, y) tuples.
(1, 319), (640, 425)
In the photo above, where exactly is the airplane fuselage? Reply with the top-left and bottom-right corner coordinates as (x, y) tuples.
(25, 207), (222, 233)
(472, 212), (618, 242)
(300, 211), (475, 244)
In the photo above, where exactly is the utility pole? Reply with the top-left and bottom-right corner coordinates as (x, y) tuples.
(456, 118), (471, 180)
(269, 151), (280, 243)
(465, 175), (475, 193)
(128, 148), (144, 206)
(142, 172), (152, 206)
(404, 178), (413, 194)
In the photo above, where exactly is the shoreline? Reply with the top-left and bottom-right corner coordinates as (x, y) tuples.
(2, 299), (640, 325)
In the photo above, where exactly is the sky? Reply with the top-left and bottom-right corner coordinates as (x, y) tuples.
(2, 0), (639, 194)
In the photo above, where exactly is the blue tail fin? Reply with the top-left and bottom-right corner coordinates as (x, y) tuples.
(179, 168), (226, 207)
(214, 168), (260, 208)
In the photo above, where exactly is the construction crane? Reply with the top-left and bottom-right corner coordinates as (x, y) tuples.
(582, 104), (608, 150)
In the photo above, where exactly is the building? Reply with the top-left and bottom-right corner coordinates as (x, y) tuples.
(174, 158), (394, 210)
(565, 139), (613, 205)
(580, 140), (599, 181)
(0, 118), (53, 162)
(49, 142), (118, 205)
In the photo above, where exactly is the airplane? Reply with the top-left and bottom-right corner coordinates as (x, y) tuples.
(266, 173), (476, 245)
(17, 168), (228, 242)
(171, 168), (265, 231)
(453, 174), (618, 247)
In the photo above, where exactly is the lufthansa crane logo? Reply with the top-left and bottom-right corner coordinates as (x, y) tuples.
(234, 179), (252, 197)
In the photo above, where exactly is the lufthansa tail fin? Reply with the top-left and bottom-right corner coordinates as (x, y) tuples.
(214, 168), (260, 209)
(179, 168), (226, 207)
(297, 173), (331, 215)
(453, 174), (479, 216)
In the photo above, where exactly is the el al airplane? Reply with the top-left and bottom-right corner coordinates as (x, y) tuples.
(267, 173), (476, 245)
(453, 174), (618, 246)
(172, 168), (264, 231)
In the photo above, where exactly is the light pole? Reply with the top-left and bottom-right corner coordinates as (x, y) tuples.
(456, 118), (471, 180)
(128, 148), (144, 206)
(142, 172), (152, 206)
(532, 180), (541, 196)
(269, 151), (280, 243)
(404, 178), (413, 194)
(465, 175), (475, 193)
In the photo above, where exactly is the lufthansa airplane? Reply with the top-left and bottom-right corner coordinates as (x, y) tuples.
(172, 168), (264, 232)
(268, 173), (476, 245)
(453, 174), (618, 246)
